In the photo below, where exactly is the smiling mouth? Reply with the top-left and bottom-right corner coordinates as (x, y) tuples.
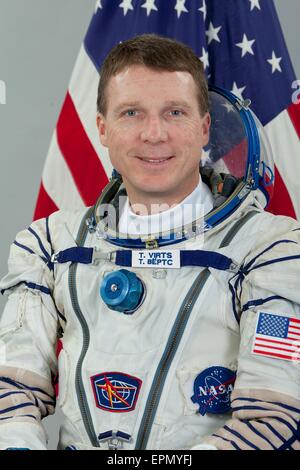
(137, 156), (174, 164)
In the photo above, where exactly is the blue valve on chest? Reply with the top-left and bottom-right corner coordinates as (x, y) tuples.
(100, 269), (144, 314)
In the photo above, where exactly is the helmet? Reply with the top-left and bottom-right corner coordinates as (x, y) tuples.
(201, 85), (274, 228)
(91, 86), (275, 247)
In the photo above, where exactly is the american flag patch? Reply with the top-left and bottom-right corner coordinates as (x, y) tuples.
(252, 312), (300, 363)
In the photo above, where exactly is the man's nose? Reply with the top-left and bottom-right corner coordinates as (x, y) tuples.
(140, 116), (168, 143)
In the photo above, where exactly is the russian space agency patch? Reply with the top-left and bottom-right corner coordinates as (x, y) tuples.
(91, 372), (142, 413)
(191, 367), (236, 416)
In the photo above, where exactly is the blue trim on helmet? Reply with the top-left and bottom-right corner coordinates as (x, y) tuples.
(204, 191), (250, 228)
(104, 232), (189, 248)
(102, 190), (250, 249)
(261, 161), (274, 187)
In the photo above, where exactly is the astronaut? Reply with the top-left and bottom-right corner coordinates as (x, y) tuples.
(0, 34), (300, 451)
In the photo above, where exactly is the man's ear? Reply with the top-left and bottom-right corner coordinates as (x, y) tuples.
(96, 113), (108, 147)
(202, 112), (211, 147)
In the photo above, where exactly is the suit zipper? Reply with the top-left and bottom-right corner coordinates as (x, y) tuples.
(68, 208), (100, 447)
(134, 210), (258, 449)
(135, 269), (210, 449)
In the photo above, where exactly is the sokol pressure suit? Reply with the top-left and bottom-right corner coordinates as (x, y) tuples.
(0, 180), (300, 450)
(1, 87), (300, 450)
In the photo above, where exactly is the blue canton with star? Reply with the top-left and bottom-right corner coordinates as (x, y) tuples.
(257, 312), (289, 338)
(86, 0), (296, 128)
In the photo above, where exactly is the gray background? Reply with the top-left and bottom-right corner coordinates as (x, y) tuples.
(0, 0), (299, 449)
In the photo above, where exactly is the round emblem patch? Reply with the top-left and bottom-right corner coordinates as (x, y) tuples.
(191, 366), (236, 416)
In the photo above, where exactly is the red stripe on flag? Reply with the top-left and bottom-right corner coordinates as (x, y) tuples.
(288, 102), (300, 139)
(255, 341), (297, 353)
(256, 336), (296, 347)
(56, 92), (109, 206)
(266, 166), (296, 218)
(253, 349), (299, 361)
(33, 182), (59, 221)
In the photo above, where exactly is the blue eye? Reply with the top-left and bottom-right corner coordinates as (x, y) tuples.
(170, 109), (183, 116)
(125, 110), (137, 117)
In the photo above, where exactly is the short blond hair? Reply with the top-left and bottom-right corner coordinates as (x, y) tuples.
(97, 34), (208, 117)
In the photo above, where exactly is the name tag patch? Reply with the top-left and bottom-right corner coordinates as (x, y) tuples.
(132, 250), (180, 269)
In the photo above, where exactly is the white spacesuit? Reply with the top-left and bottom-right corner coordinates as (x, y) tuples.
(0, 88), (300, 450)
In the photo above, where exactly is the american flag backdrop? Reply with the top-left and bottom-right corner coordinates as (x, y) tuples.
(33, 0), (300, 222)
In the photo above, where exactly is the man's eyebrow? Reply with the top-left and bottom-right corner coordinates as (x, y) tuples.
(163, 100), (192, 109)
(113, 100), (193, 114)
(114, 102), (140, 113)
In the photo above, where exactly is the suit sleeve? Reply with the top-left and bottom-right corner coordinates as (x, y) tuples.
(0, 217), (60, 450)
(202, 227), (300, 450)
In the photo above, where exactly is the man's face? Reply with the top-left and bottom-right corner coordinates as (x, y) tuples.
(97, 65), (210, 207)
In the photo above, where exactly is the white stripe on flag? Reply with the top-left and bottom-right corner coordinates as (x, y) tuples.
(255, 335), (300, 347)
(290, 319), (300, 326)
(253, 350), (300, 362)
(68, 45), (113, 178)
(253, 338), (300, 359)
(290, 328), (300, 335)
(265, 110), (300, 219)
(287, 333), (300, 340)
(255, 338), (300, 351)
(254, 347), (298, 357)
(42, 132), (85, 210)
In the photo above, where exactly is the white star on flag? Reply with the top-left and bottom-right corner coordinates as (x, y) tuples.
(249, 0), (261, 11)
(174, 0), (188, 19)
(236, 33), (255, 58)
(95, 0), (103, 12)
(199, 47), (209, 70)
(141, 0), (158, 16)
(119, 0), (134, 16)
(205, 22), (222, 45)
(231, 82), (246, 101)
(222, 102), (235, 113)
(199, 0), (207, 21)
(267, 51), (283, 73)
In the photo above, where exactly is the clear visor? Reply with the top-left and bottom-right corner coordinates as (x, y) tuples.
(202, 90), (248, 178)
(202, 88), (274, 208)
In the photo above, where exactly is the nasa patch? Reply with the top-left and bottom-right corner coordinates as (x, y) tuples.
(91, 372), (142, 413)
(191, 366), (236, 416)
